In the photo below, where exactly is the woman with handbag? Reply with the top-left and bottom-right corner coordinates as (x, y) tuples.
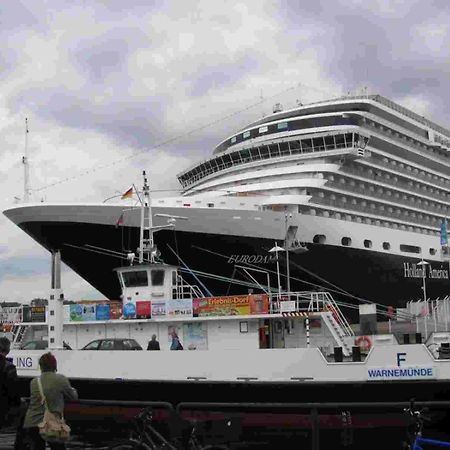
(22, 353), (78, 450)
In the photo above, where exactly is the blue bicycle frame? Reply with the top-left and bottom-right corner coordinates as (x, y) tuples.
(413, 436), (450, 449)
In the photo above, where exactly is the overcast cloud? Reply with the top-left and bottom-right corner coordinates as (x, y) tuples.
(0, 0), (448, 302)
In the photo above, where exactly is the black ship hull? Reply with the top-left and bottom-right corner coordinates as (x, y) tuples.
(17, 221), (449, 312)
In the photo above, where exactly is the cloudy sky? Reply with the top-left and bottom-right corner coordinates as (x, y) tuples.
(0, 0), (448, 303)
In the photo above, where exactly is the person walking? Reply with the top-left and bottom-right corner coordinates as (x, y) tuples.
(0, 336), (20, 430)
(147, 334), (160, 350)
(23, 352), (78, 450)
(170, 332), (183, 350)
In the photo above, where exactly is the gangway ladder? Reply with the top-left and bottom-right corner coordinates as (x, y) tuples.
(11, 324), (29, 348)
(308, 292), (354, 356)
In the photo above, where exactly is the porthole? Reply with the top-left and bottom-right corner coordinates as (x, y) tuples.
(364, 240), (372, 248)
(429, 248), (437, 255)
(341, 237), (352, 246)
(313, 234), (326, 244)
(383, 242), (391, 250)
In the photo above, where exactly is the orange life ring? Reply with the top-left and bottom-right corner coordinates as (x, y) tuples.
(355, 335), (372, 352)
(2, 324), (12, 333)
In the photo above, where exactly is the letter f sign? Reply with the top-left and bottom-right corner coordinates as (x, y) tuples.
(397, 352), (407, 367)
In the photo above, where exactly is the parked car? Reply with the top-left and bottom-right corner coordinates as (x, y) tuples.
(21, 340), (48, 350)
(81, 338), (143, 351)
(20, 340), (72, 350)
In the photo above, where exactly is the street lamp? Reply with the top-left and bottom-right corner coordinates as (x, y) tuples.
(417, 259), (430, 304)
(269, 242), (284, 298)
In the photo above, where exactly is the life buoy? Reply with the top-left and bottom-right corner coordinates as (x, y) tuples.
(2, 324), (12, 333)
(355, 335), (372, 352)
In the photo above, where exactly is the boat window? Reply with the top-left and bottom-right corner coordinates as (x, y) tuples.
(277, 122), (288, 130)
(341, 237), (352, 246)
(243, 131), (251, 139)
(429, 248), (437, 255)
(400, 244), (421, 254)
(231, 136), (236, 144)
(313, 234), (326, 244)
(151, 269), (165, 286)
(364, 240), (372, 248)
(259, 126), (268, 133)
(383, 242), (390, 250)
(172, 271), (177, 286)
(122, 271), (148, 288)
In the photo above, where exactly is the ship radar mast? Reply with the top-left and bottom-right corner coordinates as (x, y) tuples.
(138, 170), (156, 264)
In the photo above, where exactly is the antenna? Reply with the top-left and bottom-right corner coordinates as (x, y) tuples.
(260, 89), (264, 118)
(22, 118), (32, 202)
(138, 170), (156, 264)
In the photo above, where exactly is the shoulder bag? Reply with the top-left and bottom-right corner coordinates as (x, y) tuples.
(36, 377), (71, 443)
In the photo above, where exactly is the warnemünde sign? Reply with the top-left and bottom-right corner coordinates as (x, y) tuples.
(403, 263), (449, 279)
(367, 366), (435, 380)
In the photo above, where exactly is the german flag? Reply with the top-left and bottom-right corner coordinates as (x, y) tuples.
(121, 187), (133, 200)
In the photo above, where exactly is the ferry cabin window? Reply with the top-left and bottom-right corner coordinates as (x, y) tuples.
(383, 242), (390, 250)
(277, 122), (288, 130)
(230, 136), (237, 144)
(258, 126), (268, 134)
(243, 131), (251, 139)
(122, 271), (148, 288)
(151, 269), (165, 286)
(400, 244), (421, 254)
(429, 248), (437, 255)
(364, 240), (372, 249)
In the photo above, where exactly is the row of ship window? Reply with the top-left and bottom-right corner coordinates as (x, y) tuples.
(312, 234), (436, 255)
(305, 207), (440, 237)
(363, 117), (449, 159)
(315, 191), (448, 220)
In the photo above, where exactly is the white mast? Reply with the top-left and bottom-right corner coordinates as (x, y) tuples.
(22, 118), (32, 202)
(138, 170), (155, 264)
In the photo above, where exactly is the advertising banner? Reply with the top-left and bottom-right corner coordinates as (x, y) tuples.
(167, 299), (192, 317)
(136, 301), (151, 319)
(183, 322), (207, 350)
(109, 303), (122, 320)
(95, 304), (110, 321)
(69, 304), (83, 322)
(30, 306), (46, 323)
(151, 300), (166, 318)
(122, 297), (136, 319)
(81, 304), (96, 321)
(193, 294), (269, 317)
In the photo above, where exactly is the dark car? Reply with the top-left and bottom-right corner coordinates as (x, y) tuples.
(20, 340), (72, 350)
(21, 340), (48, 350)
(81, 338), (143, 351)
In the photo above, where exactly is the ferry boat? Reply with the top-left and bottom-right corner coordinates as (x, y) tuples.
(2, 173), (450, 411)
(3, 94), (450, 312)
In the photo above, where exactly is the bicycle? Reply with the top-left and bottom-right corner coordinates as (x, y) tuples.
(403, 399), (450, 449)
(109, 407), (230, 450)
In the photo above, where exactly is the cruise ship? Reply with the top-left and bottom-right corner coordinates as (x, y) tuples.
(4, 95), (450, 312)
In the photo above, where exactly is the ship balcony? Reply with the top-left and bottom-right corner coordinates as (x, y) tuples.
(324, 179), (448, 218)
(341, 164), (450, 204)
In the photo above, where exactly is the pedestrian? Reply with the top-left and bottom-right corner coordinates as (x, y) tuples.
(170, 332), (183, 350)
(0, 336), (20, 430)
(23, 352), (78, 450)
(147, 334), (160, 350)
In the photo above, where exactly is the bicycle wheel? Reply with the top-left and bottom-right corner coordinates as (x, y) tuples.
(109, 439), (154, 450)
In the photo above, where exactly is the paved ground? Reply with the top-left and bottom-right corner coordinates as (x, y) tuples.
(0, 430), (111, 449)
